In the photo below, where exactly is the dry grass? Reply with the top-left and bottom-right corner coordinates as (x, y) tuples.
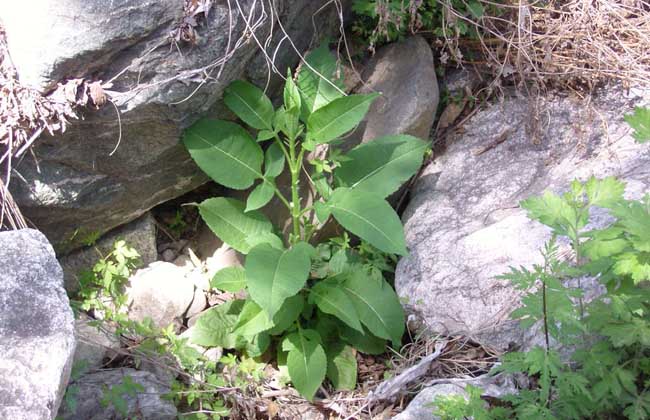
(436, 0), (650, 90)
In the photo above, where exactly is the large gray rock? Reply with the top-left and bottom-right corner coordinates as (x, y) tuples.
(0, 229), (76, 420)
(59, 212), (157, 293)
(58, 368), (176, 420)
(396, 86), (650, 350)
(349, 35), (438, 147)
(4, 0), (349, 252)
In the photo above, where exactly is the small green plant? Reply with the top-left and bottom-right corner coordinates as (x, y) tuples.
(625, 106), (650, 143)
(73, 239), (140, 320)
(67, 238), (237, 418)
(433, 176), (650, 419)
(433, 384), (512, 419)
(182, 44), (429, 400)
(100, 375), (145, 417)
(352, 0), (486, 52)
(168, 209), (189, 238)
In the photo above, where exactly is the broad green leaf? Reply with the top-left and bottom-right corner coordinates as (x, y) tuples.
(233, 300), (274, 337)
(335, 134), (428, 197)
(245, 243), (312, 318)
(245, 179), (276, 212)
(285, 330), (327, 401)
(309, 278), (363, 333)
(314, 200), (332, 223)
(246, 232), (285, 251)
(257, 129), (276, 142)
(582, 227), (627, 260)
(297, 45), (344, 120)
(224, 80), (274, 130)
(327, 188), (407, 255)
(283, 72), (302, 113)
(341, 270), (405, 345)
(326, 344), (357, 391)
(183, 119), (263, 190)
(339, 324), (387, 355)
(282, 328), (322, 352)
(585, 176), (625, 208)
(198, 198), (278, 254)
(210, 266), (246, 292)
(612, 199), (650, 252)
(292, 241), (318, 260)
(264, 142), (285, 177)
(613, 252), (650, 283)
(268, 294), (304, 335)
(624, 107), (650, 143)
(190, 300), (245, 348)
(521, 191), (574, 236)
(307, 94), (378, 144)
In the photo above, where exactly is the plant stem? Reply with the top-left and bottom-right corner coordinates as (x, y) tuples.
(288, 135), (302, 244)
(542, 271), (550, 354)
(268, 134), (296, 215)
(573, 232), (585, 320)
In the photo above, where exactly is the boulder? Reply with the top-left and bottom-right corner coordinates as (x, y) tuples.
(393, 383), (467, 420)
(59, 212), (158, 293)
(395, 85), (650, 350)
(57, 368), (176, 420)
(348, 35), (439, 148)
(0, 229), (76, 420)
(4, 0), (349, 253)
(126, 261), (205, 328)
(392, 375), (517, 419)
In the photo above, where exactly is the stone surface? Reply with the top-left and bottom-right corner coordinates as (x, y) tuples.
(126, 261), (197, 328)
(393, 383), (467, 420)
(59, 212), (157, 293)
(396, 85), (650, 350)
(436, 66), (483, 132)
(57, 368), (176, 420)
(349, 35), (439, 147)
(0, 229), (75, 420)
(392, 374), (516, 420)
(4, 0), (350, 252)
(74, 314), (121, 371)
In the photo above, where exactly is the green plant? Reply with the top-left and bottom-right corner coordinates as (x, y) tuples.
(73, 239), (141, 320)
(625, 107), (650, 143)
(433, 176), (650, 419)
(182, 44), (429, 400)
(433, 385), (512, 419)
(352, 0), (486, 52)
(67, 237), (241, 418)
(169, 209), (189, 238)
(100, 375), (145, 418)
